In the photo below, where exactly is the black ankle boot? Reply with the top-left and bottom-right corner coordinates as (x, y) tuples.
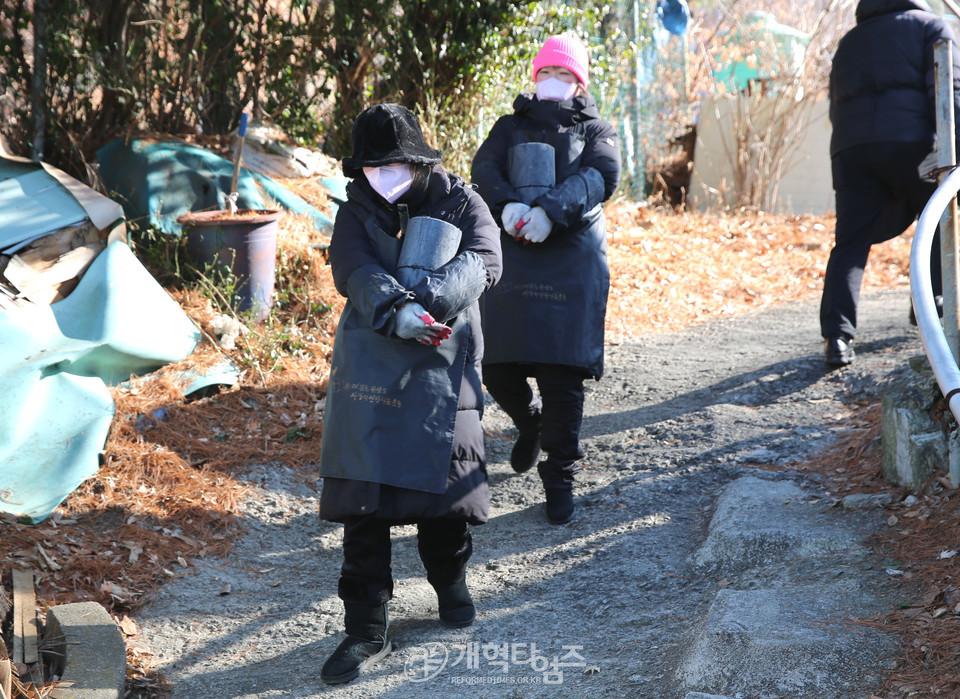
(545, 489), (575, 525)
(511, 413), (542, 474)
(320, 602), (391, 685)
(435, 579), (476, 628)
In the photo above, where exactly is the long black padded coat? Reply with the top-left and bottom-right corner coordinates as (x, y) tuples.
(829, 0), (960, 158)
(471, 92), (620, 379)
(318, 166), (502, 525)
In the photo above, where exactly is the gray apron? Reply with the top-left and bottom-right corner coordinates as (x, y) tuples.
(319, 217), (468, 494)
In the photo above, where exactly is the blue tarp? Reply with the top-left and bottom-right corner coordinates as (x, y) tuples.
(96, 138), (335, 235)
(0, 240), (203, 521)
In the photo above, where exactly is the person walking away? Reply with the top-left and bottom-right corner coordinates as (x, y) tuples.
(317, 103), (502, 684)
(821, 0), (960, 366)
(471, 34), (621, 524)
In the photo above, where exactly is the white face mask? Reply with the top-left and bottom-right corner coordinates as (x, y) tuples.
(363, 163), (415, 203)
(536, 77), (579, 102)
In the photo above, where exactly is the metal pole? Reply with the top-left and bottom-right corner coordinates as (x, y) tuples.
(30, 0), (49, 163)
(934, 39), (960, 485)
(633, 0), (644, 197)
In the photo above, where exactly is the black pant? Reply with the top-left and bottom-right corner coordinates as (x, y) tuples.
(338, 516), (472, 605)
(821, 141), (942, 340)
(483, 362), (586, 489)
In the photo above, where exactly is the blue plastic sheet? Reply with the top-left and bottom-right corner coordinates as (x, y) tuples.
(0, 241), (202, 522)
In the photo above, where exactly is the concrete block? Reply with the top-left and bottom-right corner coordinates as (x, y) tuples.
(692, 476), (860, 571)
(678, 584), (895, 697)
(44, 601), (126, 699)
(881, 369), (947, 487)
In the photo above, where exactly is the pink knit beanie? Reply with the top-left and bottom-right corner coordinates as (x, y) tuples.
(532, 34), (590, 86)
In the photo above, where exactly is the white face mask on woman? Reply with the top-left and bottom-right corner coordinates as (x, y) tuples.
(536, 77), (579, 102)
(363, 163), (415, 203)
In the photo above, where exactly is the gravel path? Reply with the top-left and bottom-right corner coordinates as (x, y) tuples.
(133, 287), (920, 698)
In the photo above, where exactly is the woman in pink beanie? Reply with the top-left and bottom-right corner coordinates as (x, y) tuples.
(472, 34), (621, 525)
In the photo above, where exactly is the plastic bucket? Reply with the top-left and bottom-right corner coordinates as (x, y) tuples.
(177, 209), (282, 321)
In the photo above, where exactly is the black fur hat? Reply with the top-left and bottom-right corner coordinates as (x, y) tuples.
(341, 103), (442, 178)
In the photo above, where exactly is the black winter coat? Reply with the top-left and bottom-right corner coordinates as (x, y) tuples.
(318, 166), (502, 524)
(472, 93), (621, 378)
(829, 0), (960, 157)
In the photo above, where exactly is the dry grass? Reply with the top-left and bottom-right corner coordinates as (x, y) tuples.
(0, 186), (937, 696)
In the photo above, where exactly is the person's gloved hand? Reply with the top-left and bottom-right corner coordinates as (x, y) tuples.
(501, 202), (530, 235)
(395, 301), (452, 346)
(519, 206), (553, 243)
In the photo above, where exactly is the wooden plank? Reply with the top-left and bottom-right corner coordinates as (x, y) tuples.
(11, 568), (38, 665)
(0, 658), (11, 699)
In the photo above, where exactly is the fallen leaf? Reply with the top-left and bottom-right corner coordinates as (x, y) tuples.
(124, 542), (143, 564)
(36, 543), (61, 571)
(117, 615), (139, 636)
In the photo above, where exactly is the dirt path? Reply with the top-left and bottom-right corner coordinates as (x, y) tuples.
(132, 286), (919, 698)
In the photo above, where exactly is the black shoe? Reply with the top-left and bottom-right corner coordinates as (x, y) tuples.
(511, 429), (541, 474)
(545, 489), (575, 525)
(321, 603), (391, 685)
(320, 636), (391, 684)
(824, 336), (855, 367)
(435, 579), (476, 628)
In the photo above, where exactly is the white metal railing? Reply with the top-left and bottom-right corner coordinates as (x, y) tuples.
(911, 164), (960, 484)
(910, 40), (960, 485)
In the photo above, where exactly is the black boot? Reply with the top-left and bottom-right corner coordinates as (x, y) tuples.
(511, 413), (542, 474)
(320, 602), (391, 685)
(545, 488), (575, 525)
(435, 579), (476, 628)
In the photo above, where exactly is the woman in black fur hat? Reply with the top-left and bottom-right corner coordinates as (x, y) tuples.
(317, 103), (501, 684)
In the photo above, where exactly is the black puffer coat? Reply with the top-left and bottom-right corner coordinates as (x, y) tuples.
(829, 0), (960, 156)
(318, 166), (501, 524)
(472, 93), (620, 378)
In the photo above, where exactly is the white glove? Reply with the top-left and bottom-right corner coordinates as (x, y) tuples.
(519, 206), (553, 243)
(395, 301), (452, 346)
(501, 202), (531, 235)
